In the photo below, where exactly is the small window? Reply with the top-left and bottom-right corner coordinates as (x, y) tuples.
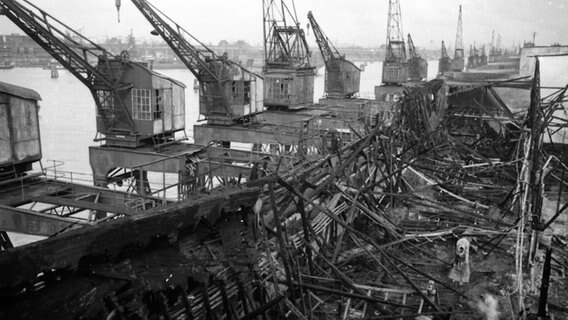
(231, 81), (239, 100)
(385, 67), (399, 79)
(154, 89), (162, 120)
(268, 78), (290, 100)
(243, 81), (251, 104)
(131, 88), (151, 120)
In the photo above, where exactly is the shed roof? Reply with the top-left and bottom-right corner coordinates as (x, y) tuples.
(131, 62), (187, 89)
(0, 81), (42, 101)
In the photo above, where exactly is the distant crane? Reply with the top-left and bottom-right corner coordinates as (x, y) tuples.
(490, 30), (495, 55)
(438, 41), (452, 75)
(496, 34), (502, 57)
(307, 11), (360, 98)
(453, 4), (464, 70)
(0, 0), (186, 147)
(262, 0), (315, 108)
(406, 33), (428, 81)
(438, 5), (464, 75)
(467, 42), (487, 69)
(127, 0), (263, 125)
(480, 44), (488, 65)
(382, 0), (408, 84)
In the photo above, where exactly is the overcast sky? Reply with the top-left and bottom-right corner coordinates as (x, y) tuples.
(1, 0), (567, 50)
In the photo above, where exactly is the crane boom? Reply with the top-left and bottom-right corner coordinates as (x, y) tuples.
(0, 0), (137, 134)
(385, 0), (406, 62)
(454, 5), (464, 59)
(438, 40), (452, 75)
(306, 11), (339, 66)
(128, 0), (263, 123)
(441, 41), (449, 59)
(406, 33), (428, 81)
(0, 0), (113, 87)
(129, 0), (222, 81)
(263, 0), (311, 69)
(407, 33), (418, 59)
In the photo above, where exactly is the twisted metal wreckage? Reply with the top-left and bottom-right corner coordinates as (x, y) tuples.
(1, 60), (568, 319)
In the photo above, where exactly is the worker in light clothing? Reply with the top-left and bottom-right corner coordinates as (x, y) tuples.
(449, 238), (471, 284)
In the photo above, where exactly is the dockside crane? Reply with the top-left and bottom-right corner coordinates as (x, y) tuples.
(406, 33), (428, 81)
(495, 34), (502, 58)
(307, 11), (360, 98)
(452, 5), (465, 71)
(438, 5), (464, 75)
(0, 0), (186, 148)
(263, 0), (315, 108)
(438, 40), (452, 75)
(382, 0), (407, 85)
(127, 0), (263, 125)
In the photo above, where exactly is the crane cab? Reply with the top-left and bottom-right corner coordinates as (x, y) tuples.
(382, 61), (408, 85)
(325, 58), (361, 98)
(407, 57), (428, 81)
(199, 59), (264, 125)
(263, 67), (316, 109)
(0, 82), (42, 177)
(93, 58), (186, 147)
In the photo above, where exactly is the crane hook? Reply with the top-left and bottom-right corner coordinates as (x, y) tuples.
(116, 0), (121, 23)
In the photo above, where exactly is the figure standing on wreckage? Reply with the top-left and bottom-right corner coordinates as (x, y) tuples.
(449, 237), (471, 284)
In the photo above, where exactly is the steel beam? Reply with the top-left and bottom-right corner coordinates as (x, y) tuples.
(89, 144), (200, 186)
(89, 144), (259, 186)
(0, 204), (88, 237)
(33, 195), (138, 216)
(197, 161), (251, 178)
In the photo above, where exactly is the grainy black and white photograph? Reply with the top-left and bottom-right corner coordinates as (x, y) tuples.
(0, 0), (567, 319)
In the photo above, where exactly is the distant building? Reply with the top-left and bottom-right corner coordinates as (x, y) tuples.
(0, 34), (51, 66)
